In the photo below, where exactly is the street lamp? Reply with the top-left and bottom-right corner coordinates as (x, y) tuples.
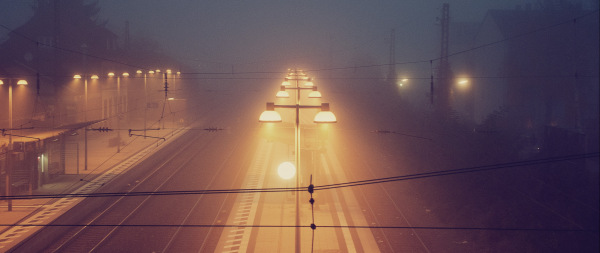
(398, 78), (408, 87)
(108, 72), (128, 152)
(261, 69), (335, 252)
(304, 78), (314, 87)
(277, 162), (296, 179)
(1, 78), (28, 211)
(308, 86), (322, 98)
(74, 73), (98, 171)
(260, 99), (336, 252)
(276, 86), (290, 98)
(259, 102), (336, 123)
(136, 70), (148, 138)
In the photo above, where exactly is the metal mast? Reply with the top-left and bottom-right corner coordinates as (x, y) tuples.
(387, 29), (396, 84)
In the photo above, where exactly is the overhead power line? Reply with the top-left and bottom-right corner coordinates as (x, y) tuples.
(1, 152), (597, 201)
(302, 9), (600, 74)
(0, 223), (595, 232)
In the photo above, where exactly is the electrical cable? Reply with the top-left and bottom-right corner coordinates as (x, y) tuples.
(1, 152), (596, 201)
(0, 223), (595, 232)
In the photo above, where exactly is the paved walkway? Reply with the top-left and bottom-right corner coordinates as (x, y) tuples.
(0, 120), (184, 236)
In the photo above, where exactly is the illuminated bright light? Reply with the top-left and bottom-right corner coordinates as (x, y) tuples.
(149, 70), (155, 74)
(166, 69), (172, 74)
(136, 70), (142, 74)
(177, 72), (181, 75)
(259, 110), (282, 122)
(308, 90), (321, 98)
(91, 75), (99, 79)
(402, 79), (408, 81)
(277, 162), (296, 179)
(17, 80), (28, 85)
(459, 80), (468, 84)
(276, 90), (290, 98)
(73, 75), (82, 79)
(156, 69), (161, 73)
(0, 80), (3, 85)
(314, 111), (336, 123)
(108, 72), (115, 77)
(305, 81), (314, 87)
(282, 81), (291, 86)
(168, 98), (175, 100)
(314, 103), (336, 123)
(122, 72), (129, 77)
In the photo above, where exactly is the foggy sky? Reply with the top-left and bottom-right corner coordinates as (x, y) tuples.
(0, 0), (587, 72)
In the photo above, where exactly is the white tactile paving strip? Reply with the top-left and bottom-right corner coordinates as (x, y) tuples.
(219, 139), (271, 253)
(0, 127), (187, 251)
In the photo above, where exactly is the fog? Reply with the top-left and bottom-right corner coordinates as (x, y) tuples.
(1, 0), (599, 251)
(1, 0), (553, 72)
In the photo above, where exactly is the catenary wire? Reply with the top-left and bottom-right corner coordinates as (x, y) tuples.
(1, 152), (596, 201)
(0, 223), (595, 232)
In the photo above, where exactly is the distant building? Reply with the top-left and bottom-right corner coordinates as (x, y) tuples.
(467, 6), (598, 131)
(0, 1), (190, 194)
(0, 1), (120, 127)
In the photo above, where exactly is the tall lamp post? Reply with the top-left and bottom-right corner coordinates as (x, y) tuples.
(259, 70), (336, 252)
(1, 78), (28, 211)
(74, 74), (98, 171)
(108, 72), (128, 152)
(136, 70), (148, 139)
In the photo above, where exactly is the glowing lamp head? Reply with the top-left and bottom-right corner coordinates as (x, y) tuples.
(149, 70), (155, 74)
(177, 72), (181, 75)
(91, 75), (99, 80)
(73, 75), (82, 79)
(108, 72), (115, 77)
(156, 69), (161, 73)
(308, 86), (321, 98)
(314, 103), (337, 123)
(305, 78), (314, 87)
(17, 80), (28, 85)
(0, 80), (3, 85)
(282, 78), (291, 86)
(308, 91), (322, 98)
(259, 102), (282, 122)
(277, 162), (296, 179)
(136, 70), (143, 74)
(276, 86), (290, 98)
(166, 69), (172, 74)
(122, 72), (129, 77)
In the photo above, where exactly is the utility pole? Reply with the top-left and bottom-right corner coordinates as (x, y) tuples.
(387, 29), (396, 85)
(436, 3), (453, 115)
(82, 44), (88, 171)
(6, 82), (13, 211)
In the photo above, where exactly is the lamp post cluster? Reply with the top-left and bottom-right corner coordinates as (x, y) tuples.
(73, 69), (180, 153)
(0, 78), (28, 211)
(1, 69), (182, 211)
(259, 69), (336, 253)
